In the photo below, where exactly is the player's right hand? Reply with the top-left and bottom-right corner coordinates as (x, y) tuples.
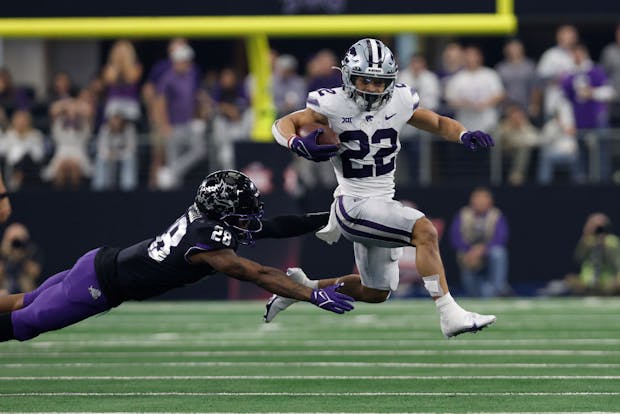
(288, 129), (339, 162)
(310, 282), (355, 314)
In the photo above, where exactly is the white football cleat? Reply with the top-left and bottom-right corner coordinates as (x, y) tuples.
(264, 294), (297, 323)
(440, 311), (497, 338)
(264, 268), (313, 323)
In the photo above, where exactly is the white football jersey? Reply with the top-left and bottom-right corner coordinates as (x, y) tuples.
(306, 84), (420, 199)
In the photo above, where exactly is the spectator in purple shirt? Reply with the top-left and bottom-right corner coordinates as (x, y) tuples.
(152, 43), (206, 189)
(142, 38), (197, 122)
(561, 43), (616, 183)
(143, 39), (202, 189)
(449, 187), (510, 297)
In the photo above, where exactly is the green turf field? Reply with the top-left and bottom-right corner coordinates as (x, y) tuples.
(1, 298), (619, 413)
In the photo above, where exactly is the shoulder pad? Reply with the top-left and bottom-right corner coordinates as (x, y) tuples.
(393, 83), (420, 113)
(191, 219), (238, 251)
(306, 87), (347, 118)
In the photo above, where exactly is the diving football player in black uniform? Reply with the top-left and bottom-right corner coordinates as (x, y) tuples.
(0, 170), (354, 342)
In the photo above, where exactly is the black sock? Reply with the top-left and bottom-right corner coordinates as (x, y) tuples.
(0, 313), (15, 342)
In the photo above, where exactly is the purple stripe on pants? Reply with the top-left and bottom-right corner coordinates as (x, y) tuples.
(337, 196), (412, 238)
(11, 248), (111, 341)
(335, 211), (407, 245)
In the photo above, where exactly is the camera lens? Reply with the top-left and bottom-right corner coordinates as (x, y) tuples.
(594, 225), (609, 235)
(11, 239), (26, 249)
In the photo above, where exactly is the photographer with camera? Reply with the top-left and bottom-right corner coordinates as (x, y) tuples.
(540, 212), (620, 296)
(569, 213), (620, 295)
(0, 223), (41, 296)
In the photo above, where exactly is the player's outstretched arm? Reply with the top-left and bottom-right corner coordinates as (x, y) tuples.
(255, 212), (329, 240)
(194, 249), (354, 315)
(408, 108), (494, 150)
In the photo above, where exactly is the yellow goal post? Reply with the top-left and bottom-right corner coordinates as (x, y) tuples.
(0, 0), (516, 140)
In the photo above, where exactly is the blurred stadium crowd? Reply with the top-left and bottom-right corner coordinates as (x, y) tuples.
(2, 21), (620, 299)
(0, 24), (619, 192)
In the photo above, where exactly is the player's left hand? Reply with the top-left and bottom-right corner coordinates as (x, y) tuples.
(460, 130), (494, 151)
(310, 282), (355, 314)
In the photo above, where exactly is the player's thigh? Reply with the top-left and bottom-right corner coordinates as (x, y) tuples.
(23, 269), (70, 307)
(12, 249), (111, 340)
(336, 196), (424, 247)
(353, 242), (402, 292)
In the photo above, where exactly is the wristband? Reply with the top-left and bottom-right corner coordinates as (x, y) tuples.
(0, 193), (8, 199)
(287, 135), (299, 149)
(458, 130), (467, 144)
(271, 121), (293, 148)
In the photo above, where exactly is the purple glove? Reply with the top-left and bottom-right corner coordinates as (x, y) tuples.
(460, 130), (495, 151)
(289, 129), (339, 162)
(310, 282), (355, 314)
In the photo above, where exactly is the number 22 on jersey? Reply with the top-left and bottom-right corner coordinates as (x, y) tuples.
(339, 128), (398, 179)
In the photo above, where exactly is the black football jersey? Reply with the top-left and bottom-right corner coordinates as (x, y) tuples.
(99, 204), (238, 303)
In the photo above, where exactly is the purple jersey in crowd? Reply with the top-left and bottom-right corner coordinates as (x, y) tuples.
(449, 213), (509, 252)
(155, 63), (201, 125)
(106, 82), (140, 102)
(562, 65), (610, 129)
(147, 59), (173, 84)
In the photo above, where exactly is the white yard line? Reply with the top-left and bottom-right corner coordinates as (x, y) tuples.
(1, 375), (619, 380)
(1, 349), (619, 357)
(3, 412), (620, 414)
(2, 361), (619, 368)
(15, 338), (620, 346)
(1, 392), (619, 396)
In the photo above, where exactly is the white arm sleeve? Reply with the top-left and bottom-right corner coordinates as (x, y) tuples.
(591, 85), (616, 102)
(272, 120), (291, 148)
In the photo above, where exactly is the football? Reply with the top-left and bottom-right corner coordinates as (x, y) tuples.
(297, 122), (340, 146)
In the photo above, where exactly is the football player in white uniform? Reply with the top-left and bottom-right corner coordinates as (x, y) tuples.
(269, 38), (496, 337)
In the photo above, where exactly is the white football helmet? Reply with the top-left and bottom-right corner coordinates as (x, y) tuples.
(341, 38), (398, 112)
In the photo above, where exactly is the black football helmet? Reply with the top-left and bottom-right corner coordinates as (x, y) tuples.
(195, 170), (264, 245)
